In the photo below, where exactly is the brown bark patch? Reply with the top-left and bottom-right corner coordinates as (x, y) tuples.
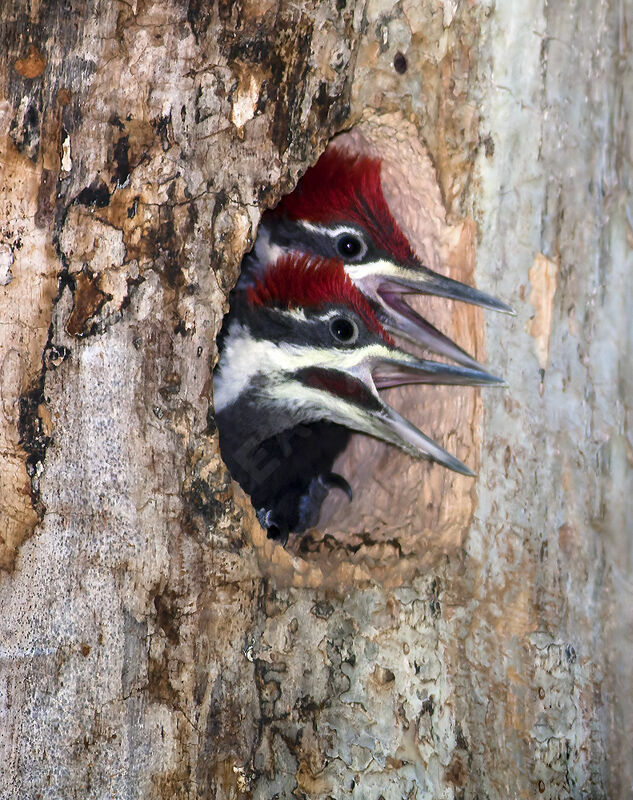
(445, 753), (468, 786)
(65, 272), (112, 337)
(13, 44), (46, 78)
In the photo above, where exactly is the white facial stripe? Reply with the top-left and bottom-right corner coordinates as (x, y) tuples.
(345, 259), (412, 282)
(298, 221), (364, 239)
(213, 321), (415, 411)
(272, 380), (381, 432)
(277, 307), (308, 323)
(283, 306), (360, 326)
(270, 380), (416, 456)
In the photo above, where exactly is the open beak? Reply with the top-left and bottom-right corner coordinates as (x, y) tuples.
(372, 356), (505, 389)
(362, 402), (476, 476)
(379, 264), (515, 313)
(293, 342), (493, 476)
(348, 261), (514, 369)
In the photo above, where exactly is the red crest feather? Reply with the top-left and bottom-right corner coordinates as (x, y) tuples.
(247, 254), (393, 343)
(271, 148), (416, 265)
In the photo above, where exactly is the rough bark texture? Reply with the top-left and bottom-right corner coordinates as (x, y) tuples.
(1, 1), (631, 798)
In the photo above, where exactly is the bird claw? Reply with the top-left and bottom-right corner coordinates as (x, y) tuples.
(266, 524), (289, 547)
(322, 472), (353, 501)
(257, 508), (290, 546)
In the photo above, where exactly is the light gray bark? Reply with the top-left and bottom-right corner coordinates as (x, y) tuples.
(0, 1), (631, 798)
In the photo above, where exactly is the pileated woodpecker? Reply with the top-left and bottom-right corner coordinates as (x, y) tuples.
(241, 146), (514, 371)
(214, 254), (505, 544)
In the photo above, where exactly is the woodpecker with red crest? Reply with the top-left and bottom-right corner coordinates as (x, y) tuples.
(241, 146), (514, 371)
(214, 254), (505, 544)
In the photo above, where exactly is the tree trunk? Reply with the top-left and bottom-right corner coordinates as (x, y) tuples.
(1, 1), (631, 798)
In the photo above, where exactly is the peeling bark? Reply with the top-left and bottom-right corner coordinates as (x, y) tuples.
(0, 1), (631, 798)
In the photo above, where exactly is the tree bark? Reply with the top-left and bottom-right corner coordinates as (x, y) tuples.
(0, 1), (631, 798)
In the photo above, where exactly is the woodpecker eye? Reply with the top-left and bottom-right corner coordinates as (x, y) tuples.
(336, 233), (365, 261)
(329, 316), (359, 344)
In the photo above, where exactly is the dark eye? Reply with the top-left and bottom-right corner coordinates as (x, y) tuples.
(336, 233), (365, 260)
(329, 316), (358, 344)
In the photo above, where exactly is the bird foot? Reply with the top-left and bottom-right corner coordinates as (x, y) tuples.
(257, 508), (290, 547)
